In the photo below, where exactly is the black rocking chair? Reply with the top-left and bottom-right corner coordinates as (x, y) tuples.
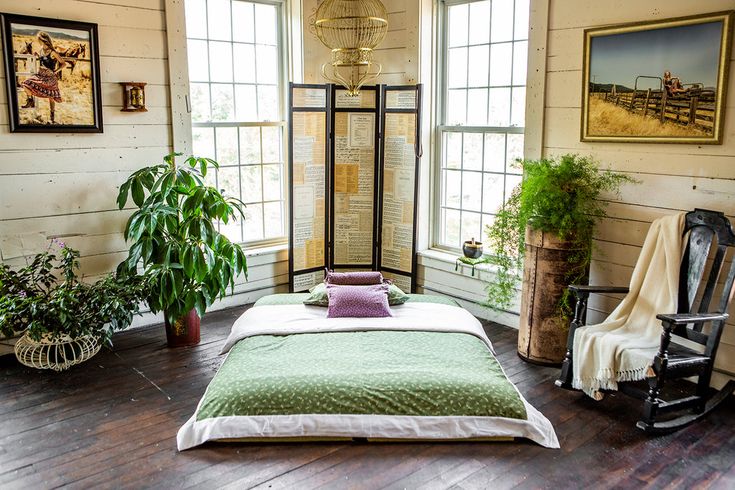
(556, 208), (735, 433)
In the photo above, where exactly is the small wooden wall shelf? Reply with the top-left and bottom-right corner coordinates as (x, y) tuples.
(120, 82), (147, 112)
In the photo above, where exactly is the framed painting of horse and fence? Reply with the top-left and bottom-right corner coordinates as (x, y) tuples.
(1, 13), (103, 133)
(581, 11), (732, 144)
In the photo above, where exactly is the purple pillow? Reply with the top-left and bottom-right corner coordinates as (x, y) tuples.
(326, 284), (392, 318)
(325, 270), (384, 285)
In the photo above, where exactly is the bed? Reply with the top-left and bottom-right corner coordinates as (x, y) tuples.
(177, 294), (559, 450)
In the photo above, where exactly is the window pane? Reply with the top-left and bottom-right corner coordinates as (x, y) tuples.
(512, 41), (528, 86)
(463, 133), (483, 171)
(185, 0), (207, 39)
(215, 127), (238, 165)
(257, 85), (278, 121)
(447, 47), (468, 89)
(505, 174), (522, 198)
(482, 214), (495, 240)
(239, 127), (261, 163)
(448, 4), (468, 48)
(262, 126), (282, 163)
(190, 83), (211, 122)
(462, 172), (482, 211)
(514, 0), (530, 40)
(264, 201), (283, 238)
(262, 164), (281, 201)
(220, 221), (243, 243)
(233, 44), (255, 83)
(484, 133), (505, 172)
(217, 166), (240, 200)
(256, 45), (278, 84)
(506, 133), (524, 170)
(193, 127), (215, 158)
(461, 212), (482, 244)
(232, 1), (255, 43)
(469, 1), (491, 45)
(255, 3), (277, 45)
(446, 89), (467, 125)
(208, 0), (232, 41)
(445, 132), (462, 169)
(483, 173), (505, 213)
(241, 165), (262, 202)
(445, 170), (461, 208)
(467, 45), (489, 87)
(489, 43), (513, 86)
(243, 203), (264, 241)
(209, 42), (233, 82)
(491, 0), (514, 43)
(511, 87), (526, 127)
(187, 40), (209, 82)
(488, 87), (511, 126)
(467, 88), (488, 126)
(235, 84), (257, 121)
(211, 84), (235, 121)
(444, 209), (461, 248)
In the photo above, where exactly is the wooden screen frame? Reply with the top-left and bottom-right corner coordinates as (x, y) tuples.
(377, 85), (423, 293)
(328, 85), (382, 271)
(288, 83), (332, 291)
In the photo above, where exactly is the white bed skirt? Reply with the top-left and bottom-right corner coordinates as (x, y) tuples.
(177, 397), (559, 450)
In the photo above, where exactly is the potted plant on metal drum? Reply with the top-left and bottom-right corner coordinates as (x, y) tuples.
(485, 154), (636, 365)
(116, 153), (248, 347)
(0, 240), (147, 371)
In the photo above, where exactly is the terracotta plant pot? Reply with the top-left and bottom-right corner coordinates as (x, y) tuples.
(517, 226), (588, 366)
(164, 309), (201, 347)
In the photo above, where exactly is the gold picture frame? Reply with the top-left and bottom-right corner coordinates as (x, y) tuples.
(580, 11), (733, 144)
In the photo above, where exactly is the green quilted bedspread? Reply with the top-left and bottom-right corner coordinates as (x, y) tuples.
(196, 294), (527, 421)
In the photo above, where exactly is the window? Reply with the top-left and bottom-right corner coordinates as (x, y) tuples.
(435, 0), (529, 250)
(184, 0), (287, 245)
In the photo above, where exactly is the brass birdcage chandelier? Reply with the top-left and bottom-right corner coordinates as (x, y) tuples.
(313, 0), (389, 96)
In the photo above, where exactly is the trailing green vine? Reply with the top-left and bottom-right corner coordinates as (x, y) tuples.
(485, 154), (637, 320)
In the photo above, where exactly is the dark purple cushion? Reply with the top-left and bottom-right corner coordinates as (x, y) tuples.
(326, 284), (392, 318)
(325, 270), (384, 286)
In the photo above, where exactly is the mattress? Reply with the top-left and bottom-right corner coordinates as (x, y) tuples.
(177, 294), (559, 450)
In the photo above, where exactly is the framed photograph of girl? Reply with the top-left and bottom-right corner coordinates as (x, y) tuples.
(1, 13), (103, 133)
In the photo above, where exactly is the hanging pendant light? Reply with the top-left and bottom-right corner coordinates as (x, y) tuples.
(313, 0), (389, 96)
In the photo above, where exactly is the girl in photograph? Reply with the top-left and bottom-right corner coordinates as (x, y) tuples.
(20, 31), (64, 123)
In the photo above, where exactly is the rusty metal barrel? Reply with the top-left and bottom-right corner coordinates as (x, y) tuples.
(517, 226), (587, 366)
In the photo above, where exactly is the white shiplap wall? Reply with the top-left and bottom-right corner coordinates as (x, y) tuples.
(0, 0), (287, 353)
(542, 0), (735, 385)
(0, 0), (172, 276)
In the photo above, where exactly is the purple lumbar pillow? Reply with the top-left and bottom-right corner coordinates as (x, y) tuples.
(326, 284), (392, 318)
(325, 269), (384, 286)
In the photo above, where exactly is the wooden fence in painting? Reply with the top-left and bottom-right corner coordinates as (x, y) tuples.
(594, 85), (716, 135)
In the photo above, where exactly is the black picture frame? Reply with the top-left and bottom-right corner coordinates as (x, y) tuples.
(1, 13), (103, 133)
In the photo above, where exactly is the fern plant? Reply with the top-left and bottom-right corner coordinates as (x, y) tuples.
(485, 154), (636, 318)
(116, 153), (248, 324)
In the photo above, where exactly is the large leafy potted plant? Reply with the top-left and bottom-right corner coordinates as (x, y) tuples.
(117, 153), (248, 347)
(485, 154), (636, 365)
(0, 240), (147, 371)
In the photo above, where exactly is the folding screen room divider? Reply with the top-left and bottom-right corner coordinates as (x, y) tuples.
(288, 83), (423, 293)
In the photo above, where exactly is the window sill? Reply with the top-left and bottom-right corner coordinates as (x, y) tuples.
(417, 248), (501, 279)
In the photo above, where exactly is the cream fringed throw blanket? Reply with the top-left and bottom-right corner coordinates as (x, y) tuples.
(573, 212), (686, 400)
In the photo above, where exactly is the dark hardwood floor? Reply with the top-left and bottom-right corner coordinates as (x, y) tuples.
(1, 304), (734, 489)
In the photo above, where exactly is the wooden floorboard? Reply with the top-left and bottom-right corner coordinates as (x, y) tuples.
(1, 304), (734, 489)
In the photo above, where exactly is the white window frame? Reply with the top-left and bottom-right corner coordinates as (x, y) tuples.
(166, 0), (292, 249)
(432, 0), (529, 253)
